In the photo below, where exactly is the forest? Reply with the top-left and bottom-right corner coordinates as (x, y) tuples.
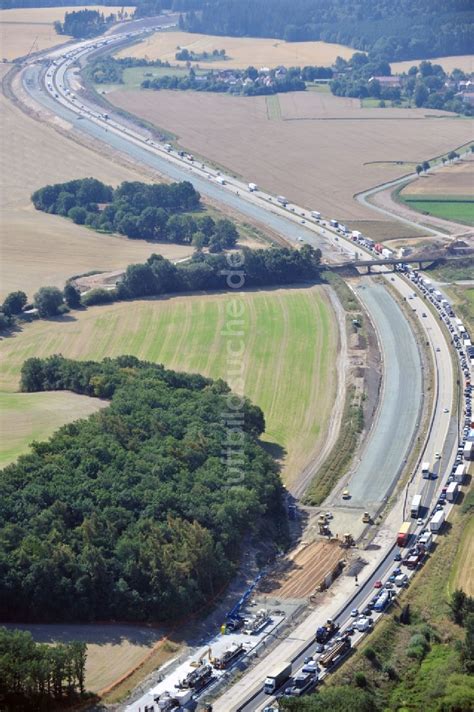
(179, 0), (474, 62)
(0, 628), (88, 712)
(54, 9), (116, 39)
(31, 178), (230, 246)
(0, 355), (287, 622)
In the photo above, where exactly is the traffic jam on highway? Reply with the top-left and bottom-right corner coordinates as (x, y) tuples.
(27, 33), (473, 712)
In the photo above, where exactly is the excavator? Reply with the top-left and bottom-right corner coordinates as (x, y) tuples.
(190, 647), (213, 668)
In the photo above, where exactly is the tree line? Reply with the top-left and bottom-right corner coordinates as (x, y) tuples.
(330, 55), (473, 115)
(0, 245), (321, 328)
(0, 628), (88, 711)
(88, 55), (170, 85)
(0, 355), (287, 622)
(31, 178), (226, 246)
(178, 0), (474, 62)
(142, 65), (311, 96)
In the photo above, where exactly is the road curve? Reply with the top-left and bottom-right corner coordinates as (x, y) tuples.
(10, 23), (457, 712)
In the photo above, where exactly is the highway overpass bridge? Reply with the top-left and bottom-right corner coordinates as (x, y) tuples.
(330, 253), (470, 274)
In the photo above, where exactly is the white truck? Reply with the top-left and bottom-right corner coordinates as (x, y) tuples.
(216, 176), (226, 185)
(329, 219), (338, 228)
(311, 210), (321, 220)
(382, 247), (393, 259)
(248, 182), (258, 191)
(446, 482), (458, 502)
(421, 461), (431, 479)
(276, 195), (288, 206)
(410, 494), (422, 518)
(418, 531), (433, 550)
(454, 464), (466, 483)
(430, 509), (445, 532)
(355, 617), (372, 632)
(263, 661), (292, 694)
(351, 230), (363, 240)
(395, 573), (408, 587)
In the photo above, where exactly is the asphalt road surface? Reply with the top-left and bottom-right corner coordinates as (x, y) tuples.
(346, 281), (422, 507)
(13, 28), (459, 712)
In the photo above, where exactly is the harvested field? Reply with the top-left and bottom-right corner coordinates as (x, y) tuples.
(401, 156), (474, 198)
(4, 623), (167, 695)
(400, 157), (474, 226)
(0, 65), (192, 301)
(0, 6), (133, 60)
(391, 55), (474, 75)
(0, 286), (338, 484)
(116, 30), (355, 69)
(277, 91), (453, 120)
(0, 391), (107, 468)
(259, 540), (344, 599)
(345, 220), (428, 241)
(107, 87), (473, 230)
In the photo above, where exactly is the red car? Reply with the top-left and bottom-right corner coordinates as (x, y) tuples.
(373, 580), (383, 589)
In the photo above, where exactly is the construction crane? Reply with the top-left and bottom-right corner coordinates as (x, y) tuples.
(24, 35), (39, 61)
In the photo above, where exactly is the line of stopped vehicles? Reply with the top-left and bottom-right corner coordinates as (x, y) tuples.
(143, 261), (473, 712)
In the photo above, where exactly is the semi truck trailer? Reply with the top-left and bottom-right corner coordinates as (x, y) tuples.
(410, 495), (422, 518)
(397, 522), (411, 547)
(430, 510), (445, 532)
(263, 661), (292, 694)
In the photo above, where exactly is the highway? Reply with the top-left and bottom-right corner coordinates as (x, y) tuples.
(12, 21), (462, 712)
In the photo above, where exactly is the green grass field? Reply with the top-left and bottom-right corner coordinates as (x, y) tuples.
(0, 287), (337, 482)
(265, 94), (282, 120)
(97, 65), (203, 93)
(403, 198), (474, 225)
(0, 391), (106, 468)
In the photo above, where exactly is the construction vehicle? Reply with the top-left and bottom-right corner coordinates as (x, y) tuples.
(263, 661), (292, 694)
(318, 515), (330, 534)
(190, 647), (212, 668)
(155, 690), (192, 710)
(319, 637), (351, 668)
(177, 664), (213, 691)
(362, 512), (371, 523)
(212, 642), (244, 670)
(397, 521), (411, 547)
(243, 609), (270, 635)
(341, 533), (354, 548)
(316, 619), (339, 644)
